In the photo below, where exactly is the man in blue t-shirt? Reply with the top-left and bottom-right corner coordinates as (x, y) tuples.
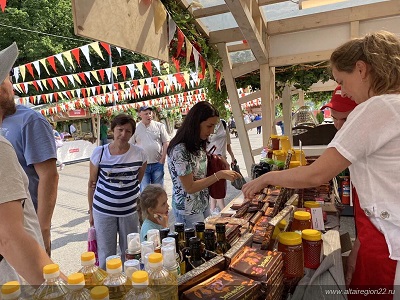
(1, 51), (58, 256)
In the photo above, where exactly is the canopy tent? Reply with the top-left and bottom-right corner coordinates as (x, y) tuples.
(70, 0), (400, 172)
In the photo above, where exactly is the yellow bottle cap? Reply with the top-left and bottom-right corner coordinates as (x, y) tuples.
(106, 258), (122, 270)
(302, 229), (322, 241)
(304, 201), (321, 208)
(68, 273), (85, 284)
(148, 253), (163, 264)
(90, 286), (109, 299)
(81, 251), (95, 262)
(43, 264), (59, 274)
(277, 219), (287, 230)
(278, 232), (302, 246)
(294, 211), (311, 220)
(132, 270), (148, 283)
(1, 281), (20, 295)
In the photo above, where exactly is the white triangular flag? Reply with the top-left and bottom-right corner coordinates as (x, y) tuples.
(80, 45), (91, 66)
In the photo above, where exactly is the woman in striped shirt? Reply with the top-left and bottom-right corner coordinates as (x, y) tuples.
(88, 114), (147, 269)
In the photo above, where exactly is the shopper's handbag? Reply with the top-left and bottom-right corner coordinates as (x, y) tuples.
(87, 226), (99, 266)
(207, 145), (227, 199)
(231, 160), (246, 190)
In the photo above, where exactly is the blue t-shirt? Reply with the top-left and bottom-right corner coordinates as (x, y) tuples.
(1, 105), (57, 209)
(140, 218), (163, 242)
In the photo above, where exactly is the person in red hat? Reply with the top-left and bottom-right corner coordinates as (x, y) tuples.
(321, 85), (357, 130)
(322, 87), (396, 298)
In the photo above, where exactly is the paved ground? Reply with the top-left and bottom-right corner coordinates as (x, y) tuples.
(51, 129), (264, 275)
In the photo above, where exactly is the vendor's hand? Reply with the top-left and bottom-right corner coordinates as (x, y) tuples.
(345, 238), (360, 287)
(217, 170), (241, 182)
(153, 213), (169, 228)
(242, 175), (267, 199)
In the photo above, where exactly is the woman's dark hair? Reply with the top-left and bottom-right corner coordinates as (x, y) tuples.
(137, 184), (166, 225)
(167, 101), (219, 156)
(110, 114), (136, 134)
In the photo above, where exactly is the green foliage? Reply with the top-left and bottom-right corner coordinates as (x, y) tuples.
(203, 74), (229, 120)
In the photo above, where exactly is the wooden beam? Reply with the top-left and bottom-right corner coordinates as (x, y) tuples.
(232, 60), (259, 78)
(192, 0), (285, 19)
(225, 0), (269, 64)
(209, 28), (244, 44)
(269, 50), (332, 67)
(227, 43), (250, 52)
(267, 0), (400, 35)
(239, 90), (262, 105)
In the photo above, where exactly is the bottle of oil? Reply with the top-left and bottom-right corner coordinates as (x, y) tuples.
(188, 237), (205, 269)
(90, 286), (109, 300)
(174, 224), (186, 274)
(147, 253), (178, 300)
(1, 281), (24, 300)
(194, 222), (206, 255)
(123, 270), (160, 300)
(65, 273), (91, 300)
(33, 264), (69, 300)
(103, 258), (131, 300)
(204, 229), (217, 261)
(183, 228), (195, 273)
(215, 223), (231, 254)
(78, 252), (108, 289)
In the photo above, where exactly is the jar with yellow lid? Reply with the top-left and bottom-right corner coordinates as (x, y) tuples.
(278, 232), (304, 278)
(291, 211), (312, 232)
(302, 229), (322, 269)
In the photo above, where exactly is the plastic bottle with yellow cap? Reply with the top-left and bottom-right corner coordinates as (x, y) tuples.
(90, 286), (109, 300)
(78, 252), (108, 289)
(65, 273), (91, 300)
(33, 264), (69, 300)
(1, 281), (24, 300)
(147, 253), (178, 300)
(122, 270), (160, 300)
(103, 258), (131, 300)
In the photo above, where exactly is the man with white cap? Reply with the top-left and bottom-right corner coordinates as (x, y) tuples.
(130, 105), (170, 191)
(1, 43), (58, 256)
(0, 43), (56, 285)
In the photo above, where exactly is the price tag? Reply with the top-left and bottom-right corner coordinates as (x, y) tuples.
(311, 207), (325, 231)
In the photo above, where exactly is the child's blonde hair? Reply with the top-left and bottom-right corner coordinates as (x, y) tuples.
(137, 184), (167, 225)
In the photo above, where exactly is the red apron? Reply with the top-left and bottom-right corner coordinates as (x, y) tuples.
(349, 188), (396, 299)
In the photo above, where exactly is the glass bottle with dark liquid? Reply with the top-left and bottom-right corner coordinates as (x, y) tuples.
(215, 223), (231, 255)
(195, 222), (206, 255)
(174, 223), (187, 274)
(183, 228), (196, 273)
(159, 228), (170, 241)
(189, 237), (205, 269)
(204, 229), (217, 261)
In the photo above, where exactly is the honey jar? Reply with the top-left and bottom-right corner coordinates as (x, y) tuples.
(278, 232), (304, 278)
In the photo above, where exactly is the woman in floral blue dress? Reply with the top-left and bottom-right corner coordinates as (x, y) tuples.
(167, 101), (240, 228)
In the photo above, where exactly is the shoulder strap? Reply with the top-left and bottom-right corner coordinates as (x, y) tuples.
(221, 119), (227, 130)
(97, 145), (105, 180)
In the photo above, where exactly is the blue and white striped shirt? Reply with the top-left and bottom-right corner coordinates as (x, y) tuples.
(90, 144), (147, 217)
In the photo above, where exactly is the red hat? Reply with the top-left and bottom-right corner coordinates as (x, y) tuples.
(320, 86), (357, 112)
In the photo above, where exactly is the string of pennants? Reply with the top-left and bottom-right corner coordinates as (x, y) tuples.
(38, 88), (206, 117)
(15, 71), (201, 105)
(12, 58), (164, 92)
(0, 0), (6, 12)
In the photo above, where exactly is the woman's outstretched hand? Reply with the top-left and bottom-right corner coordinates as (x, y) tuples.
(216, 170), (241, 182)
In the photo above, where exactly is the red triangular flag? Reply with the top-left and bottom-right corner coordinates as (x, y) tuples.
(98, 69), (105, 82)
(41, 94), (47, 103)
(32, 81), (39, 91)
(66, 91), (73, 99)
(47, 56), (57, 73)
(61, 75), (68, 86)
(172, 57), (180, 73)
(54, 93), (58, 102)
(175, 29), (185, 58)
(26, 63), (35, 79)
(71, 48), (81, 66)
(0, 0), (6, 12)
(216, 71), (221, 91)
(200, 56), (206, 79)
(114, 83), (119, 90)
(119, 65), (127, 80)
(46, 78), (54, 89)
(100, 42), (111, 56)
(78, 72), (87, 84)
(96, 86), (101, 95)
(152, 76), (159, 88)
(143, 61), (152, 77)
(29, 96), (34, 104)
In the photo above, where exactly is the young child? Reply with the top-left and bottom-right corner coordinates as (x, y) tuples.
(138, 184), (170, 242)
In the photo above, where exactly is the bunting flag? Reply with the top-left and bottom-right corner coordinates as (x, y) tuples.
(175, 29), (185, 58)
(0, 0), (6, 12)
(71, 48), (81, 67)
(80, 45), (91, 66)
